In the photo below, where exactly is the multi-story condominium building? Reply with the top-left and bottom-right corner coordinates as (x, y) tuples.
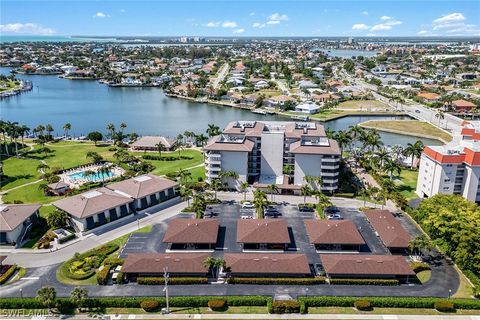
(416, 122), (480, 203)
(204, 121), (341, 193)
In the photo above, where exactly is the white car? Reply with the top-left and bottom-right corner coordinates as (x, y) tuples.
(242, 202), (254, 209)
(241, 215), (253, 219)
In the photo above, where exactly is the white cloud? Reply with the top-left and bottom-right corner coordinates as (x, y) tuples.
(361, 11), (369, 16)
(367, 33), (377, 37)
(370, 24), (392, 31)
(249, 12), (255, 16)
(380, 15), (392, 20)
(206, 21), (220, 27)
(266, 20), (280, 25)
(0, 22), (55, 35)
(119, 9), (126, 13)
(352, 23), (370, 30)
(417, 30), (429, 35)
(252, 22), (265, 28)
(385, 19), (402, 26)
(433, 12), (465, 25)
(233, 28), (245, 34)
(222, 21), (237, 28)
(93, 12), (110, 18)
(268, 13), (289, 22)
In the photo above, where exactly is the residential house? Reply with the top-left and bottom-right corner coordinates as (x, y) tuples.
(223, 253), (311, 277)
(0, 204), (41, 245)
(364, 209), (412, 252)
(236, 219), (290, 250)
(162, 219), (219, 250)
(304, 220), (365, 251)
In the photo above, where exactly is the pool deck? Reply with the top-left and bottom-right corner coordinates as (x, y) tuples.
(58, 163), (124, 188)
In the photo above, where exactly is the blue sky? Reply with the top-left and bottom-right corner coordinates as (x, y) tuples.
(1, 1), (479, 37)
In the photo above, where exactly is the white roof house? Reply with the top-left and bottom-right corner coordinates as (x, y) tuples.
(295, 102), (320, 114)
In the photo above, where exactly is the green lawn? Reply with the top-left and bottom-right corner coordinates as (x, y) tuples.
(396, 169), (419, 200)
(360, 120), (452, 143)
(105, 306), (268, 314)
(0, 156), (41, 190)
(417, 270), (432, 284)
(2, 182), (61, 204)
(337, 100), (389, 110)
(453, 268), (475, 298)
(135, 149), (204, 176)
(308, 307), (480, 315)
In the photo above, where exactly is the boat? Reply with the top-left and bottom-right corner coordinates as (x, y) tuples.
(290, 115), (310, 121)
(251, 109), (267, 115)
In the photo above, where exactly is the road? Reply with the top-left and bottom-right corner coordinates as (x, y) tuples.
(212, 63), (230, 89)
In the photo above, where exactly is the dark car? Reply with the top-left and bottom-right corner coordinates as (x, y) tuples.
(299, 206), (314, 212)
(325, 206), (340, 214)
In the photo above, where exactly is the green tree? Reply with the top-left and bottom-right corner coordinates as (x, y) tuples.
(86, 131), (103, 145)
(70, 287), (88, 311)
(300, 184), (312, 204)
(47, 209), (67, 228)
(86, 151), (103, 163)
(267, 184), (279, 202)
(239, 181), (249, 201)
(206, 124), (221, 137)
(36, 286), (57, 311)
(63, 123), (72, 138)
(403, 140), (424, 169)
(253, 189), (268, 219)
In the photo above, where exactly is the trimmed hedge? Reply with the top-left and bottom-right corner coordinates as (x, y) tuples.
(354, 299), (372, 311)
(270, 300), (300, 314)
(96, 265), (111, 285)
(227, 277), (326, 285)
(140, 299), (160, 312)
(142, 155), (193, 161)
(410, 261), (431, 273)
(137, 277), (208, 285)
(0, 265), (17, 284)
(435, 300), (455, 312)
(329, 279), (399, 286)
(58, 233), (76, 244)
(299, 296), (480, 310)
(208, 300), (226, 311)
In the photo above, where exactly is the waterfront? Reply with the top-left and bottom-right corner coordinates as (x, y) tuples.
(0, 67), (440, 146)
(317, 49), (378, 58)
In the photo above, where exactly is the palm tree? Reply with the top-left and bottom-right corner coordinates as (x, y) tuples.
(86, 151), (103, 163)
(195, 134), (208, 149)
(267, 184), (279, 202)
(63, 123), (72, 138)
(177, 168), (192, 185)
(408, 234), (433, 257)
(239, 181), (249, 201)
(403, 140), (424, 169)
(155, 142), (165, 158)
(435, 110), (445, 127)
(0, 120), (10, 156)
(83, 170), (96, 181)
(45, 124), (54, 139)
(119, 122), (127, 133)
(98, 164), (112, 185)
(203, 257), (224, 278)
(304, 175), (323, 191)
(335, 130), (352, 151)
(253, 189), (267, 219)
(383, 158), (401, 180)
(37, 163), (50, 175)
(300, 184), (312, 204)
(314, 192), (332, 214)
(19, 125), (30, 148)
(209, 178), (221, 200)
(390, 145), (404, 163)
(206, 124), (220, 137)
(372, 147), (390, 168)
(36, 286), (57, 311)
(70, 287), (88, 311)
(219, 170), (239, 189)
(359, 188), (370, 207)
(180, 185), (193, 206)
(106, 123), (116, 139)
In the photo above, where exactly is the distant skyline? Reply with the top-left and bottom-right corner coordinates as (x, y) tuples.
(1, 0), (480, 37)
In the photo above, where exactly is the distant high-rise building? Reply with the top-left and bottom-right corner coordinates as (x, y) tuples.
(348, 37), (353, 44)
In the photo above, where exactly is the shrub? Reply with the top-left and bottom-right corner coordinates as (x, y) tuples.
(137, 277), (208, 285)
(58, 234), (76, 244)
(435, 300), (455, 312)
(208, 300), (226, 311)
(329, 279), (399, 286)
(142, 155), (193, 161)
(270, 300), (300, 314)
(116, 272), (124, 284)
(354, 299), (372, 311)
(0, 265), (17, 284)
(96, 265), (111, 285)
(299, 301), (307, 314)
(227, 277), (325, 285)
(410, 261), (431, 273)
(140, 299), (160, 312)
(103, 257), (124, 267)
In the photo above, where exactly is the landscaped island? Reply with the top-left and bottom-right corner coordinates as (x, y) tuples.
(359, 120), (453, 143)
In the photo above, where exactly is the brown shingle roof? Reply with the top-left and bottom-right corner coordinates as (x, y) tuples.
(364, 210), (412, 249)
(122, 253), (209, 275)
(107, 174), (177, 199)
(0, 204), (40, 232)
(53, 187), (132, 219)
(224, 253), (310, 275)
(162, 219), (219, 244)
(236, 219), (290, 244)
(290, 139), (341, 155)
(320, 254), (415, 276)
(304, 220), (365, 245)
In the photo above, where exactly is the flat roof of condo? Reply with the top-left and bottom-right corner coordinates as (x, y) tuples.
(162, 218), (219, 244)
(236, 219), (290, 244)
(320, 254), (415, 276)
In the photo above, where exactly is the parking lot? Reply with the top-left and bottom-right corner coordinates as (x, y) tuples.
(118, 201), (405, 265)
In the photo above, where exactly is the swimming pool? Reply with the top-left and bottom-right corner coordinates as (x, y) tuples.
(68, 170), (115, 182)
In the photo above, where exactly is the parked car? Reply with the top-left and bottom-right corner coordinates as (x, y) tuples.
(242, 202), (254, 209)
(241, 215), (253, 219)
(299, 205), (314, 212)
(415, 109), (421, 113)
(327, 214), (343, 220)
(325, 206), (340, 214)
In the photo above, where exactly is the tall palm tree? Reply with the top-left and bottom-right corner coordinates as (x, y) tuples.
(383, 158), (401, 180)
(120, 122), (127, 133)
(435, 110), (445, 127)
(372, 147), (390, 168)
(70, 287), (88, 311)
(177, 168), (192, 185)
(106, 123), (116, 139)
(300, 184), (312, 204)
(206, 124), (220, 138)
(86, 151), (103, 163)
(253, 189), (267, 219)
(195, 134), (208, 149)
(239, 181), (249, 201)
(155, 142), (165, 158)
(209, 178), (221, 200)
(358, 188), (370, 207)
(37, 163), (50, 175)
(403, 140), (424, 169)
(314, 192), (332, 215)
(45, 124), (54, 139)
(36, 286), (57, 311)
(180, 186), (193, 206)
(0, 120), (10, 156)
(83, 170), (96, 181)
(63, 123), (72, 138)
(267, 184), (279, 202)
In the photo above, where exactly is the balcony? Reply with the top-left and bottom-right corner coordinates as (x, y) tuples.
(321, 157), (339, 162)
(206, 172), (219, 178)
(207, 165), (221, 171)
(207, 153), (222, 159)
(206, 158), (221, 165)
(321, 171), (338, 177)
(321, 164), (340, 170)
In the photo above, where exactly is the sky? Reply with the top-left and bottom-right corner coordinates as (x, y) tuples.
(1, 0), (480, 37)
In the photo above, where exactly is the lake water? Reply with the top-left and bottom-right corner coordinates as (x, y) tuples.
(0, 67), (440, 146)
(317, 49), (377, 58)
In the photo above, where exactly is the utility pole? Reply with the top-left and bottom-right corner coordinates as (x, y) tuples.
(163, 267), (170, 314)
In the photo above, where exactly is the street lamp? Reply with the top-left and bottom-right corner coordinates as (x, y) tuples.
(163, 267), (170, 314)
(305, 287), (309, 297)
(448, 289), (452, 299)
(19, 288), (23, 298)
(136, 218), (140, 230)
